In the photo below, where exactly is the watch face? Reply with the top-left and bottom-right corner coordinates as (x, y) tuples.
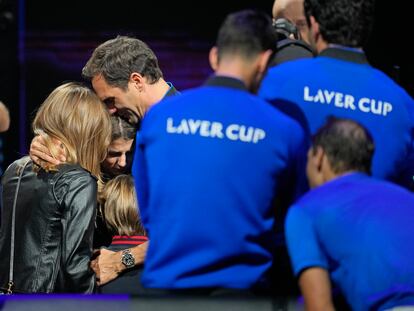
(122, 252), (135, 268)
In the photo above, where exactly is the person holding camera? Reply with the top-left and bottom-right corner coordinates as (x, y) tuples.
(269, 0), (314, 66)
(260, 0), (414, 191)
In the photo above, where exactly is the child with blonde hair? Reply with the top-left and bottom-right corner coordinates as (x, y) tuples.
(98, 174), (147, 295)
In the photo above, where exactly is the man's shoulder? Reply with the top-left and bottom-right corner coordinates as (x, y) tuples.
(152, 87), (202, 109)
(265, 57), (315, 80)
(260, 58), (316, 98)
(153, 85), (268, 112)
(141, 87), (213, 130)
(295, 174), (363, 208)
(368, 68), (414, 103)
(296, 173), (410, 208)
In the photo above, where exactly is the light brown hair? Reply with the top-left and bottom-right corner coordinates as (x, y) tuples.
(101, 175), (145, 236)
(32, 82), (111, 179)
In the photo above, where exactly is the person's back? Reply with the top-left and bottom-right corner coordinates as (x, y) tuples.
(288, 173), (414, 310)
(0, 159), (97, 293)
(136, 83), (306, 289)
(262, 53), (414, 186)
(285, 118), (414, 310)
(134, 10), (307, 291)
(0, 82), (111, 293)
(259, 0), (414, 189)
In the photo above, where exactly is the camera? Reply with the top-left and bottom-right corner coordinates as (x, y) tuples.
(272, 18), (300, 41)
(269, 18), (314, 66)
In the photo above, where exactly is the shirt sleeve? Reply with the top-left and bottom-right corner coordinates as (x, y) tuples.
(59, 172), (96, 293)
(285, 204), (329, 277)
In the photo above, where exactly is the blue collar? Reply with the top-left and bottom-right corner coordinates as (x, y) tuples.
(163, 82), (179, 99)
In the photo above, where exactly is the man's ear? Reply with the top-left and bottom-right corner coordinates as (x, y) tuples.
(209, 46), (219, 71)
(309, 15), (320, 43)
(313, 145), (325, 173)
(307, 146), (326, 189)
(129, 72), (145, 91)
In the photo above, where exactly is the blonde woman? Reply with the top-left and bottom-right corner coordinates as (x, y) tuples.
(0, 82), (111, 293)
(98, 174), (147, 295)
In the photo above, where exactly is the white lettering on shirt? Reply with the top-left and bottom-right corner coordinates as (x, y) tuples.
(166, 118), (266, 143)
(304, 86), (393, 116)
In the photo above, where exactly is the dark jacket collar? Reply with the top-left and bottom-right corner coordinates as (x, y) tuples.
(319, 46), (368, 65)
(164, 82), (179, 98)
(204, 75), (248, 91)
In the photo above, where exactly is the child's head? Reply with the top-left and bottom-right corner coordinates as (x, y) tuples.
(101, 175), (145, 236)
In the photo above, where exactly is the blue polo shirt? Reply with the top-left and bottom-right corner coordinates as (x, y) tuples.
(132, 75), (307, 289)
(285, 173), (414, 310)
(259, 47), (414, 190)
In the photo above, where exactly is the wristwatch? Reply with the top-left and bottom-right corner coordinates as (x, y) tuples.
(121, 249), (135, 269)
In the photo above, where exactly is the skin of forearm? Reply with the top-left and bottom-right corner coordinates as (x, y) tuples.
(299, 268), (336, 311)
(130, 241), (148, 266)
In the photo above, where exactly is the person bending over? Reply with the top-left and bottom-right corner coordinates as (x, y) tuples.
(286, 117), (414, 310)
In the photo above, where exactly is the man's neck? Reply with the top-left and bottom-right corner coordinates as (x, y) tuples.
(146, 78), (171, 107)
(315, 39), (328, 54)
(214, 59), (256, 91)
(323, 169), (359, 185)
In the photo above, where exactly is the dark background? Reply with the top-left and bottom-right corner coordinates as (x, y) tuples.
(0, 0), (411, 174)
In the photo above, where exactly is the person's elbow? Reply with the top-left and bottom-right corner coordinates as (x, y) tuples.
(0, 118), (10, 132)
(0, 101), (10, 132)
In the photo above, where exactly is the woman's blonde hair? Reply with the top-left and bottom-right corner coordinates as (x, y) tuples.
(101, 175), (145, 236)
(32, 82), (111, 179)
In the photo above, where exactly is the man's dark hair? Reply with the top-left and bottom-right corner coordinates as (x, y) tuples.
(216, 9), (277, 61)
(312, 116), (375, 174)
(82, 35), (163, 90)
(304, 0), (375, 47)
(110, 115), (136, 141)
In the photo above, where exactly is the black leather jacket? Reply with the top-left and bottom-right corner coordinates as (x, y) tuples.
(0, 157), (96, 293)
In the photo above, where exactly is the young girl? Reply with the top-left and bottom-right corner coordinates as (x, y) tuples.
(98, 174), (148, 295)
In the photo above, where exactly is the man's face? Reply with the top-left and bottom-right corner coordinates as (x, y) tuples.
(272, 0), (310, 44)
(92, 74), (142, 126)
(102, 138), (134, 177)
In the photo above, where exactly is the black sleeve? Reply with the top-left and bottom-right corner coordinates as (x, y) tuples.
(57, 171), (97, 293)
